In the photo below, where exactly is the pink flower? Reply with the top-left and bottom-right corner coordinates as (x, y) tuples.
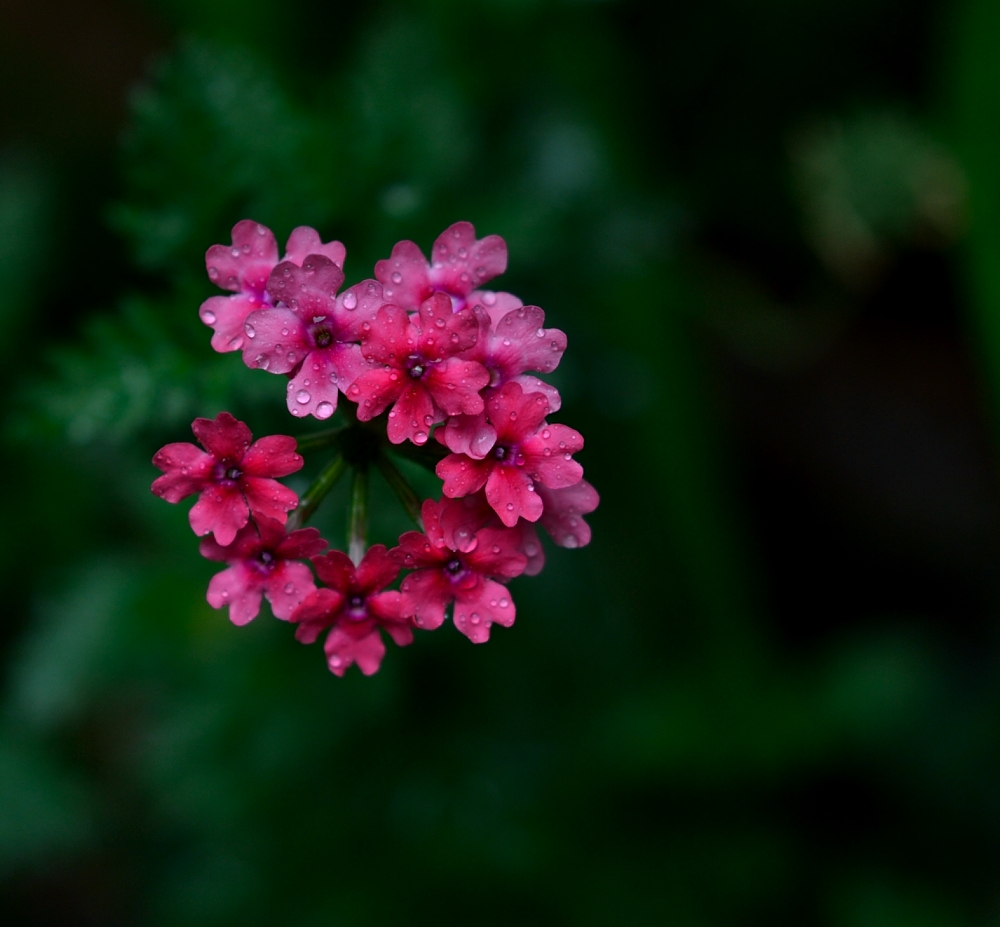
(375, 221), (507, 312)
(241, 256), (384, 420)
(151, 412), (303, 546)
(538, 479), (599, 549)
(392, 498), (527, 643)
(200, 517), (327, 626)
(435, 382), (584, 527)
(200, 220), (345, 355)
(347, 293), (490, 445)
(291, 546), (412, 676)
(439, 300), (567, 458)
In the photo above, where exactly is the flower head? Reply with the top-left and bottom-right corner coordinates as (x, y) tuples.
(200, 516), (327, 626)
(347, 293), (489, 445)
(200, 221), (345, 354)
(392, 498), (526, 643)
(291, 545), (411, 676)
(374, 222), (507, 313)
(151, 412), (303, 545)
(241, 255), (384, 420)
(435, 382), (584, 526)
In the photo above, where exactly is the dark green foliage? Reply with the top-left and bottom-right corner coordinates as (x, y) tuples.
(0, 1), (996, 924)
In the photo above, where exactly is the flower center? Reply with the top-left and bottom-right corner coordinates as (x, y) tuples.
(257, 550), (275, 571)
(225, 466), (243, 481)
(314, 328), (333, 348)
(407, 355), (427, 379)
(445, 558), (463, 575)
(346, 595), (367, 621)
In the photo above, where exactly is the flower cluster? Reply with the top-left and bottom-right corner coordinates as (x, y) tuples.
(152, 221), (598, 676)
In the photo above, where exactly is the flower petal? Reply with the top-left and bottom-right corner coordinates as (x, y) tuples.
(453, 579), (515, 644)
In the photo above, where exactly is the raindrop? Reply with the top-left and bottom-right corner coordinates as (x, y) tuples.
(343, 291), (357, 309)
(202, 309), (216, 324)
(284, 583), (294, 594)
(414, 431), (428, 445)
(245, 323), (256, 338)
(316, 401), (334, 419)
(470, 612), (481, 624)
(483, 291), (496, 305)
(391, 271), (403, 284)
(296, 390), (311, 404)
(208, 267), (219, 280)
(536, 328), (545, 337)
(563, 537), (579, 549)
(231, 247), (240, 258)
(499, 598), (509, 608)
(506, 503), (514, 511)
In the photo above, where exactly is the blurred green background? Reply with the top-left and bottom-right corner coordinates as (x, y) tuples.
(2, 0), (1000, 923)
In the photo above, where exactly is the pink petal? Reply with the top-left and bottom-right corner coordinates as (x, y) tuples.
(368, 590), (408, 626)
(392, 530), (447, 570)
(467, 290), (525, 328)
(486, 383), (550, 445)
(241, 307), (312, 374)
(151, 443), (214, 502)
(205, 220), (278, 294)
(240, 476), (299, 524)
(464, 526), (529, 579)
(511, 522), (545, 576)
(453, 578), (515, 643)
(424, 358), (489, 416)
(347, 367), (405, 422)
(436, 454), (491, 499)
(439, 493), (493, 552)
(522, 423), (585, 488)
(441, 413), (497, 459)
(207, 563), (264, 626)
(265, 255), (345, 321)
(285, 348), (350, 420)
(241, 435), (302, 478)
(324, 626), (386, 676)
(312, 549), (356, 591)
(283, 227), (346, 268)
(416, 296), (479, 359)
(485, 466), (543, 526)
(355, 545), (400, 595)
(292, 588), (345, 643)
(189, 486), (249, 545)
(274, 526), (327, 561)
(429, 222), (507, 297)
(538, 479), (599, 549)
(399, 569), (453, 630)
(359, 304), (417, 367)
(192, 411), (253, 461)
(510, 374), (562, 413)
(265, 561), (318, 620)
(386, 383), (439, 445)
(375, 239), (433, 310)
(491, 305), (566, 375)
(200, 293), (263, 354)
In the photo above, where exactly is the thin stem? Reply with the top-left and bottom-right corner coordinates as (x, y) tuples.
(377, 452), (424, 529)
(293, 424), (346, 454)
(287, 454), (348, 529)
(347, 466), (369, 566)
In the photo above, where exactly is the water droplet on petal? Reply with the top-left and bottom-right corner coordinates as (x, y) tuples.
(245, 323), (256, 338)
(284, 583), (295, 594)
(563, 537), (579, 549)
(391, 271), (403, 284)
(316, 401), (334, 419)
(499, 598), (509, 608)
(231, 247), (240, 258)
(414, 431), (428, 445)
(470, 612), (480, 624)
(296, 390), (311, 404)
(343, 291), (357, 309)
(506, 503), (515, 511)
(208, 267), (219, 280)
(202, 309), (216, 324)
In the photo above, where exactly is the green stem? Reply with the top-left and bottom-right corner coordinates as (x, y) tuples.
(287, 454), (348, 529)
(347, 466), (369, 565)
(389, 437), (447, 472)
(293, 424), (346, 454)
(377, 452), (424, 529)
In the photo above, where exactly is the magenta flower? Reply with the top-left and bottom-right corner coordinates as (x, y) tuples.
(240, 255), (384, 420)
(199, 517), (327, 626)
(347, 293), (489, 445)
(200, 220), (346, 355)
(538, 479), (600, 549)
(151, 412), (303, 546)
(291, 545), (412, 676)
(374, 221), (507, 313)
(392, 498), (526, 643)
(435, 382), (584, 527)
(440, 300), (567, 458)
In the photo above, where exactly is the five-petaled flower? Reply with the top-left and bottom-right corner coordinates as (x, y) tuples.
(200, 516), (328, 626)
(200, 220), (345, 355)
(348, 293), (490, 445)
(291, 545), (412, 676)
(435, 381), (584, 526)
(151, 412), (303, 546)
(392, 498), (527, 643)
(374, 221), (507, 313)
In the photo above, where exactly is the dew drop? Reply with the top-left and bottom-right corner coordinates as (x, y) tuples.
(470, 612), (481, 624)
(316, 401), (334, 419)
(499, 597), (509, 608)
(414, 431), (428, 445)
(391, 271), (403, 284)
(296, 390), (311, 404)
(202, 309), (216, 324)
(492, 545), (501, 553)
(245, 323), (256, 338)
(342, 291), (358, 311)
(563, 537), (579, 549)
(506, 503), (515, 511)
(536, 328), (545, 337)
(231, 247), (240, 258)
(284, 583), (294, 594)
(208, 267), (219, 280)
